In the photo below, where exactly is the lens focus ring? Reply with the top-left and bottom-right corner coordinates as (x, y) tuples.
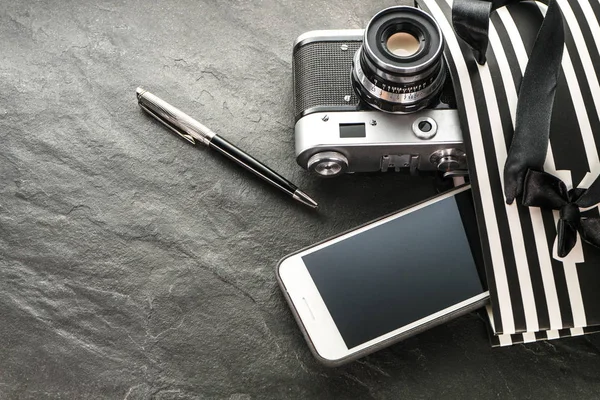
(353, 49), (446, 106)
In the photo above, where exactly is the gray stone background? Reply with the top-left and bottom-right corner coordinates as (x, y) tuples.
(1, 0), (599, 399)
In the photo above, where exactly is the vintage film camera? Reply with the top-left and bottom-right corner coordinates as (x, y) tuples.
(293, 6), (466, 178)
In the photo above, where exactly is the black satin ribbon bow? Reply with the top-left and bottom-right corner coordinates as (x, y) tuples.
(523, 170), (600, 257)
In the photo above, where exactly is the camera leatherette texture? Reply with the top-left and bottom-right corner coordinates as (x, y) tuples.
(293, 40), (362, 117)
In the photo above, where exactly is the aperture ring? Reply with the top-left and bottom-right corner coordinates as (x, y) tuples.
(352, 50), (445, 105)
(364, 68), (438, 93)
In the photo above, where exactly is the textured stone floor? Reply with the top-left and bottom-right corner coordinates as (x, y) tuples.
(1, 1), (599, 399)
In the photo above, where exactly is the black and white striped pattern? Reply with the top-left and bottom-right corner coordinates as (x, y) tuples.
(491, 328), (600, 347)
(487, 306), (600, 346)
(417, 0), (600, 337)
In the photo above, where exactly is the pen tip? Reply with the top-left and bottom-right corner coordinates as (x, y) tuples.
(136, 87), (146, 101)
(293, 189), (318, 209)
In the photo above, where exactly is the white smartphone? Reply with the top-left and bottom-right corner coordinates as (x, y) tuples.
(276, 185), (489, 366)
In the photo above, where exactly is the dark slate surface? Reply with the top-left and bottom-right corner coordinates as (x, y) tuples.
(1, 1), (599, 399)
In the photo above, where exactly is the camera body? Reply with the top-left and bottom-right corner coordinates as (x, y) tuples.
(293, 28), (466, 177)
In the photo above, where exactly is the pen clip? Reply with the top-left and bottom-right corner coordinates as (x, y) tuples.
(139, 104), (197, 145)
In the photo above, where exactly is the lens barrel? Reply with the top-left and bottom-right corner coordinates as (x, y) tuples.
(352, 6), (446, 113)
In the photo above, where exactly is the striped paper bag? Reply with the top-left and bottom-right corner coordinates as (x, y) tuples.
(417, 0), (600, 345)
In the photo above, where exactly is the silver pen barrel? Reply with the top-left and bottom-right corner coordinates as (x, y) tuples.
(136, 87), (216, 146)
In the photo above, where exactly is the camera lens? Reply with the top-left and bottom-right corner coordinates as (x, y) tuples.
(386, 32), (421, 57)
(351, 6), (446, 113)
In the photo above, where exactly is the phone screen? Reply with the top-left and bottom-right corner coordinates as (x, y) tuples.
(301, 188), (485, 349)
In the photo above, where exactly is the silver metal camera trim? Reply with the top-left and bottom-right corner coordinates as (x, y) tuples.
(295, 110), (464, 175)
(293, 29), (364, 49)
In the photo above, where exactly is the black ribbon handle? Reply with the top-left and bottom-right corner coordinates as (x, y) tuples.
(451, 0), (600, 257)
(453, 0), (564, 203)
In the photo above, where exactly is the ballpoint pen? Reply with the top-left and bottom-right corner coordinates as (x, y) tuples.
(136, 88), (318, 209)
